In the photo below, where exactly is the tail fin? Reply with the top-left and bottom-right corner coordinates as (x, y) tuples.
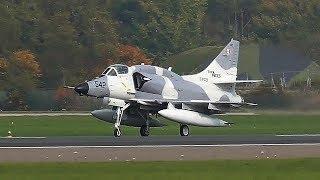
(186, 39), (240, 83)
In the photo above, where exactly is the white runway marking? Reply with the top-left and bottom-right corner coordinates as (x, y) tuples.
(2, 134), (320, 139)
(0, 137), (47, 139)
(0, 113), (90, 117)
(276, 134), (320, 137)
(1, 143), (320, 149)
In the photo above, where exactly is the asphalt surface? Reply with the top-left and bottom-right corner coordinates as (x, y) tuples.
(1, 135), (320, 147)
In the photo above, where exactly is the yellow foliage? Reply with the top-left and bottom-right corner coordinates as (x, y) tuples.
(261, 0), (277, 13)
(117, 44), (152, 66)
(92, 44), (152, 76)
(13, 50), (41, 75)
(0, 58), (8, 72)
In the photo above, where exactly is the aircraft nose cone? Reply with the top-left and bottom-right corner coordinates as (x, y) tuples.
(75, 83), (89, 95)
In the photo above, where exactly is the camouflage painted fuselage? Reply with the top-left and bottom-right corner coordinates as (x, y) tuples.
(77, 39), (247, 115)
(85, 63), (242, 114)
(131, 65), (242, 103)
(85, 40), (243, 113)
(75, 39), (259, 132)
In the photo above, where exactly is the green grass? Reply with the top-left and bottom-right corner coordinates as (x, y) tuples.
(0, 115), (320, 137)
(164, 46), (222, 74)
(290, 61), (320, 85)
(1, 159), (320, 180)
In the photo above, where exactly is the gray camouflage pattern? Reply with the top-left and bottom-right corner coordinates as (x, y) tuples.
(79, 39), (243, 113)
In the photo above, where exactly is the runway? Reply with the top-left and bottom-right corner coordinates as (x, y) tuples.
(1, 135), (320, 147)
(0, 135), (319, 162)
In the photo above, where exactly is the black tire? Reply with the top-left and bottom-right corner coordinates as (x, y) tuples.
(140, 125), (150, 137)
(180, 125), (189, 136)
(114, 129), (121, 137)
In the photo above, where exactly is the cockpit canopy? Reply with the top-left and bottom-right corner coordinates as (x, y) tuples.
(101, 64), (129, 76)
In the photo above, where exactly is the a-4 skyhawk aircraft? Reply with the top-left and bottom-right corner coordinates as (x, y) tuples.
(72, 39), (261, 137)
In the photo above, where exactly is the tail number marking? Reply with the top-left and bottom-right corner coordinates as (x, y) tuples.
(207, 70), (221, 78)
(200, 77), (208, 82)
(94, 81), (107, 88)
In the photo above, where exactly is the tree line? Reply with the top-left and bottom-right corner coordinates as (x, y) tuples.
(0, 0), (319, 110)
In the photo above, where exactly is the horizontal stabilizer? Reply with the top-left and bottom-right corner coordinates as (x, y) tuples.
(214, 80), (263, 84)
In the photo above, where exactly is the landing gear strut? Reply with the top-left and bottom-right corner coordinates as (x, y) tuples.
(180, 125), (189, 136)
(140, 125), (150, 137)
(113, 103), (130, 137)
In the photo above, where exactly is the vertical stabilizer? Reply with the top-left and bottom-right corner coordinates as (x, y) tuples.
(185, 39), (240, 83)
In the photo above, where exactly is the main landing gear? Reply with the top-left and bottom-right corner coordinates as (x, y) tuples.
(113, 104), (151, 137)
(180, 125), (189, 136)
(113, 103), (130, 137)
(140, 125), (150, 137)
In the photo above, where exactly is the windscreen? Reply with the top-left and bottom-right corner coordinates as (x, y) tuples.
(107, 69), (117, 76)
(112, 65), (129, 74)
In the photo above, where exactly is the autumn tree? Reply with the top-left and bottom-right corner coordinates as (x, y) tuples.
(3, 50), (41, 110)
(12, 50), (41, 76)
(8, 50), (41, 89)
(0, 58), (8, 91)
(1, 0), (320, 110)
(53, 86), (74, 110)
(117, 44), (152, 66)
(92, 44), (152, 76)
(0, 58), (8, 73)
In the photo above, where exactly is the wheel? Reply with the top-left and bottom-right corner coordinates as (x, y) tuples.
(113, 128), (121, 137)
(140, 125), (150, 137)
(180, 125), (189, 136)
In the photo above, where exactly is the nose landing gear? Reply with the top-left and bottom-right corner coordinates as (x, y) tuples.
(113, 103), (130, 137)
(113, 128), (121, 137)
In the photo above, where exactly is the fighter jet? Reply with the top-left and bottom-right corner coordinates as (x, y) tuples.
(73, 39), (261, 137)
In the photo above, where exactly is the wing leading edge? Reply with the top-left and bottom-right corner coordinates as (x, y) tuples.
(130, 98), (257, 106)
